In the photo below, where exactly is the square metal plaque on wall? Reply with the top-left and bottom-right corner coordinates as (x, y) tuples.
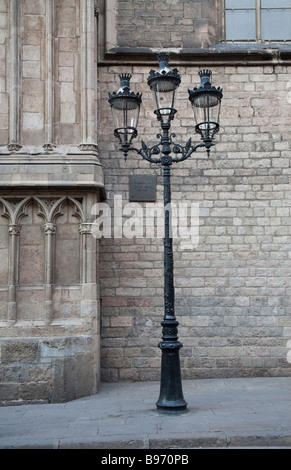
(129, 175), (157, 202)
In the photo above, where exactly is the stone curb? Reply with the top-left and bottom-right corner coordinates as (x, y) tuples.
(1, 432), (291, 449)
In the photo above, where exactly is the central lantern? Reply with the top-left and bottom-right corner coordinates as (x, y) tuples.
(147, 53), (181, 122)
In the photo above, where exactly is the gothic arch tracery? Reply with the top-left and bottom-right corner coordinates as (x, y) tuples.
(0, 195), (89, 324)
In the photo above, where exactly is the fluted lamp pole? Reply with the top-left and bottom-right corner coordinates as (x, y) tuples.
(108, 53), (223, 413)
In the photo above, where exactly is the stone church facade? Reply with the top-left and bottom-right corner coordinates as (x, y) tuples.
(1, 0), (291, 404)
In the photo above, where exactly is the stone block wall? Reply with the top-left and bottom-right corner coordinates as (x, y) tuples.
(0, 336), (98, 405)
(98, 62), (291, 382)
(96, 0), (224, 61)
(115, 0), (220, 49)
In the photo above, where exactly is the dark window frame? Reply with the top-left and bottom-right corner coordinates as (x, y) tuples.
(224, 0), (291, 42)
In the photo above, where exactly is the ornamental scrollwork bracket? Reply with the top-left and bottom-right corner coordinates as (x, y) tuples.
(119, 131), (209, 164)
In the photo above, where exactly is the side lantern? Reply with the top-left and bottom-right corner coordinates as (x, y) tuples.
(188, 69), (223, 153)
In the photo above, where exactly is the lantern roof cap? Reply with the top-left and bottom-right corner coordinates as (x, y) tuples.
(188, 69), (223, 102)
(108, 73), (142, 106)
(147, 53), (181, 89)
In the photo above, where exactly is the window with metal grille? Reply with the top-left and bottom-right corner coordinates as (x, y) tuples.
(225, 0), (291, 41)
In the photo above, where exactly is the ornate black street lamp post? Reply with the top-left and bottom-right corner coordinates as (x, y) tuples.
(108, 53), (223, 413)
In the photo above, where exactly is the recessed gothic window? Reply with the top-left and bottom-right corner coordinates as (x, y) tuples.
(225, 0), (291, 41)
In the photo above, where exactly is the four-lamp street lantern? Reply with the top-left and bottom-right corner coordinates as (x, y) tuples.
(108, 53), (223, 413)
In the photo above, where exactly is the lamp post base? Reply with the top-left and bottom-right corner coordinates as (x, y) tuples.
(156, 401), (188, 414)
(156, 343), (188, 414)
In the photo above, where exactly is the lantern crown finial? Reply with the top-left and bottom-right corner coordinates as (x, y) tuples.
(157, 53), (170, 72)
(118, 73), (132, 80)
(118, 73), (132, 88)
(198, 69), (212, 84)
(198, 69), (212, 78)
(157, 52), (170, 62)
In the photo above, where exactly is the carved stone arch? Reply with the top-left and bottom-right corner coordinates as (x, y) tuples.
(51, 197), (84, 287)
(0, 198), (17, 224)
(33, 197), (51, 223)
(50, 196), (85, 224)
(14, 197), (48, 225)
(17, 197), (47, 288)
(13, 197), (33, 225)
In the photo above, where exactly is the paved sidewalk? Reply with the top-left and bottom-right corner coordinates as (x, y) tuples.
(0, 377), (291, 449)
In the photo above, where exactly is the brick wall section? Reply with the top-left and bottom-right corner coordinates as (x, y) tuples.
(98, 63), (291, 382)
(116, 0), (219, 49)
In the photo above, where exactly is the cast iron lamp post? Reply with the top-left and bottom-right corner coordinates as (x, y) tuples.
(108, 53), (223, 413)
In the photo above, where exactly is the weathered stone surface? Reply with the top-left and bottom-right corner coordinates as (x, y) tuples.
(51, 356), (76, 403)
(0, 383), (19, 401)
(115, 0), (218, 49)
(0, 335), (99, 405)
(0, 340), (38, 363)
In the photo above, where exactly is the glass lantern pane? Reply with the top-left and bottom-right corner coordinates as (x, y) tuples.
(225, 0), (255, 8)
(112, 100), (140, 133)
(261, 9), (291, 40)
(126, 107), (140, 131)
(192, 94), (221, 130)
(262, 0), (291, 7)
(225, 10), (256, 40)
(153, 81), (176, 115)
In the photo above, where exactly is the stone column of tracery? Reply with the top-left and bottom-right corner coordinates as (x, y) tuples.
(44, 222), (56, 324)
(79, 223), (93, 284)
(79, 221), (98, 323)
(8, 224), (21, 323)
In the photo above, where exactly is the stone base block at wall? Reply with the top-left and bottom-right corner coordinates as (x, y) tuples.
(0, 335), (99, 405)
